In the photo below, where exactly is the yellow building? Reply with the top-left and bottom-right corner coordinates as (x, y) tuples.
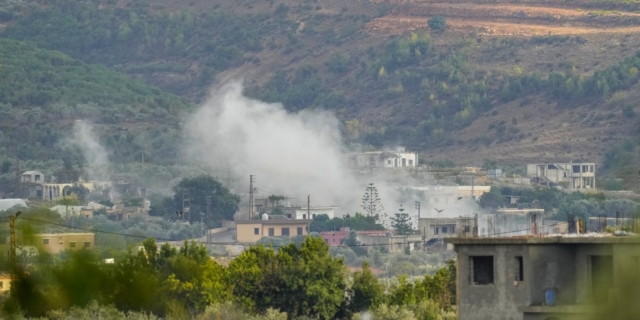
(236, 219), (312, 243)
(24, 233), (95, 254)
(0, 273), (11, 293)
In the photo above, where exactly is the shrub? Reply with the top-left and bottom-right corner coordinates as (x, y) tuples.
(428, 15), (446, 32)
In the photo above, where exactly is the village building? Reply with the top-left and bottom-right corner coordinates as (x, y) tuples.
(21, 233), (95, 254)
(235, 215), (312, 244)
(446, 236), (640, 320)
(347, 146), (418, 169)
(527, 163), (596, 191)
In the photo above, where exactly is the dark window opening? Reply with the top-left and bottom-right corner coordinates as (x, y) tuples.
(286, 214), (292, 219)
(464, 226), (470, 232)
(83, 242), (90, 248)
(442, 227), (448, 234)
(282, 227), (290, 236)
(573, 165), (580, 173)
(591, 255), (613, 303)
(268, 228), (274, 236)
(471, 256), (494, 285)
(516, 256), (524, 281)
(70, 242), (76, 248)
(42, 239), (49, 245)
(297, 227), (303, 235)
(254, 228), (259, 235)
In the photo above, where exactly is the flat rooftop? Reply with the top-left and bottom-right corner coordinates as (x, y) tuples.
(236, 219), (312, 225)
(445, 235), (640, 245)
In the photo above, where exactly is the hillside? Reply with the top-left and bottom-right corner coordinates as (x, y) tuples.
(1, 0), (640, 187)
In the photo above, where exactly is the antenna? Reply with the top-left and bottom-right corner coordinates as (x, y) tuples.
(249, 175), (256, 219)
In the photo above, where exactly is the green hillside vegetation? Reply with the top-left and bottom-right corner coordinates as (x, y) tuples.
(0, 38), (190, 166)
(1, 0), (283, 98)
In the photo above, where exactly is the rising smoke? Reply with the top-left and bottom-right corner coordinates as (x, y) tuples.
(185, 82), (360, 210)
(185, 82), (482, 224)
(69, 120), (111, 181)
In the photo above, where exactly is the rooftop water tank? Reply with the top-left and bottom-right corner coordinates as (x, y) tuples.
(262, 213), (269, 220)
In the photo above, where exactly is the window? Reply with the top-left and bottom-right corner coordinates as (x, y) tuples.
(409, 160), (413, 166)
(303, 214), (307, 219)
(0, 281), (3, 288)
(590, 165), (594, 173)
(256, 205), (263, 212)
(451, 226), (456, 233)
(70, 242), (76, 248)
(573, 165), (580, 173)
(268, 228), (274, 236)
(464, 226), (470, 232)
(582, 165), (588, 173)
(286, 214), (292, 219)
(35, 175), (41, 181)
(563, 172), (567, 178)
(254, 228), (259, 235)
(282, 228), (290, 236)
(591, 255), (613, 303)
(84, 242), (91, 248)
(297, 227), (303, 236)
(515, 256), (524, 281)
(471, 256), (494, 285)
(387, 160), (392, 165)
(312, 214), (316, 219)
(402, 159), (406, 167)
(441, 227), (448, 233)
(42, 239), (49, 245)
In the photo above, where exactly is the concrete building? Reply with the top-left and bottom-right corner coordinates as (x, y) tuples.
(21, 171), (45, 198)
(496, 208), (545, 216)
(527, 163), (596, 191)
(419, 217), (475, 242)
(236, 218), (312, 243)
(23, 233), (95, 254)
(357, 233), (422, 254)
(446, 236), (640, 320)
(348, 146), (418, 169)
(0, 273), (11, 293)
(294, 206), (337, 220)
(320, 228), (394, 246)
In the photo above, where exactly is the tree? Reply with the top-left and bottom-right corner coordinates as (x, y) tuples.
(427, 15), (446, 32)
(479, 189), (505, 210)
(391, 205), (413, 236)
(348, 262), (385, 314)
(228, 237), (346, 319)
(172, 175), (240, 225)
(362, 183), (385, 220)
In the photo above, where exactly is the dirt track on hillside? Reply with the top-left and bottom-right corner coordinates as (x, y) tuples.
(367, 0), (640, 35)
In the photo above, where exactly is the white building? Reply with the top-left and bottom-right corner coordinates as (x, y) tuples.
(526, 163), (595, 191)
(348, 146), (418, 169)
(419, 217), (475, 242)
(294, 206), (337, 220)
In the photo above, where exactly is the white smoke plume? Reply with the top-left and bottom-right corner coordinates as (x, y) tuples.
(70, 120), (110, 181)
(185, 82), (360, 211)
(185, 82), (483, 225)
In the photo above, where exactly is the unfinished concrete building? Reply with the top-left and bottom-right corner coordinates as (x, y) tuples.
(446, 236), (640, 320)
(526, 163), (595, 191)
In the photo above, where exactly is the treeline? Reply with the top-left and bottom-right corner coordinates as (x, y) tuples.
(0, 38), (190, 164)
(1, 0), (278, 96)
(6, 237), (456, 320)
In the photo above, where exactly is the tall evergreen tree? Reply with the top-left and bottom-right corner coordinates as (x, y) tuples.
(361, 183), (385, 220)
(391, 205), (413, 236)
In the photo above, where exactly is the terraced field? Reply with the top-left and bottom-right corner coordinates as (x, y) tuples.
(368, 0), (640, 35)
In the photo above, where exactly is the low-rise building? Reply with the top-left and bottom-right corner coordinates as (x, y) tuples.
(23, 233), (95, 254)
(446, 236), (640, 320)
(418, 217), (475, 242)
(0, 273), (11, 293)
(320, 228), (393, 246)
(357, 233), (422, 254)
(348, 146), (418, 169)
(236, 218), (312, 243)
(527, 162), (596, 191)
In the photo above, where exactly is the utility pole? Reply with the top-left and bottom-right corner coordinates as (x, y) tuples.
(415, 201), (422, 239)
(10, 211), (21, 273)
(249, 175), (255, 219)
(307, 194), (311, 219)
(471, 176), (475, 200)
(182, 192), (190, 222)
(15, 158), (20, 196)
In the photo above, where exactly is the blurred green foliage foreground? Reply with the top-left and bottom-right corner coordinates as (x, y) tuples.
(2, 237), (456, 320)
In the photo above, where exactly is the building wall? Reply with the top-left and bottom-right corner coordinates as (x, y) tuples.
(27, 233), (95, 254)
(295, 207), (336, 220)
(456, 244), (531, 320)
(419, 218), (475, 240)
(0, 275), (11, 292)
(236, 222), (310, 243)
(236, 223), (265, 243)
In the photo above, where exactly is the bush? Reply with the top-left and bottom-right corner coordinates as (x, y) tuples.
(428, 15), (447, 32)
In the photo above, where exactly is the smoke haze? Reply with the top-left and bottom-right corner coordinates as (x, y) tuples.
(185, 82), (360, 211)
(69, 120), (111, 181)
